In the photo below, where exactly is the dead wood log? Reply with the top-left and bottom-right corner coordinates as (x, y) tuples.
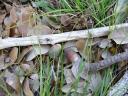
(0, 23), (128, 49)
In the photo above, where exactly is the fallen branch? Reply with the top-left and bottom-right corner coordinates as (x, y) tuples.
(0, 23), (128, 49)
(83, 51), (128, 72)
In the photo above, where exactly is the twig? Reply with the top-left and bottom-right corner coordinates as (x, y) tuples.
(83, 51), (128, 72)
(0, 23), (128, 49)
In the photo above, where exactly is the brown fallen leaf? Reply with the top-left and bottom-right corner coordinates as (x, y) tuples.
(0, 54), (7, 71)
(48, 44), (61, 59)
(17, 6), (35, 36)
(0, 14), (6, 24)
(23, 78), (34, 96)
(76, 39), (86, 52)
(4, 3), (12, 13)
(27, 24), (52, 36)
(4, 16), (13, 27)
(5, 70), (21, 93)
(9, 47), (18, 63)
(64, 69), (75, 84)
(21, 63), (33, 74)
(30, 74), (39, 92)
(10, 6), (17, 24)
(25, 45), (50, 61)
(17, 47), (32, 63)
(61, 15), (71, 26)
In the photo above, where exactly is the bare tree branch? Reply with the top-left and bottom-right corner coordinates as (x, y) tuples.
(0, 23), (128, 49)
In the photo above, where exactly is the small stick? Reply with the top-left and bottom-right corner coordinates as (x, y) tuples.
(84, 51), (128, 72)
(0, 23), (128, 49)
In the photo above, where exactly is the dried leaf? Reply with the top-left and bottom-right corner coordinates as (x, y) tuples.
(5, 70), (21, 93)
(98, 39), (112, 48)
(14, 66), (25, 76)
(88, 72), (102, 92)
(48, 44), (61, 59)
(29, 74), (39, 92)
(110, 26), (128, 44)
(61, 15), (71, 26)
(71, 59), (81, 78)
(64, 69), (75, 83)
(0, 55), (5, 70)
(27, 24), (52, 36)
(4, 16), (13, 27)
(4, 3), (12, 13)
(76, 39), (86, 52)
(30, 74), (39, 80)
(10, 6), (17, 23)
(17, 47), (32, 63)
(0, 14), (6, 24)
(9, 47), (18, 63)
(17, 6), (35, 36)
(17, 22), (32, 37)
(26, 45), (50, 61)
(23, 78), (34, 96)
(101, 50), (112, 59)
(64, 41), (76, 49)
(62, 84), (72, 93)
(64, 48), (80, 63)
(21, 64), (33, 74)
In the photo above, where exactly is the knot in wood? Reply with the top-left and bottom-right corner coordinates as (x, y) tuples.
(45, 38), (52, 44)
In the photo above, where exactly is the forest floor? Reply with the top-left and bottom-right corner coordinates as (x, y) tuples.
(0, 0), (128, 96)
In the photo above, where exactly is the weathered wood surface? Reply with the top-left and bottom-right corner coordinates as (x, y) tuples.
(0, 23), (128, 49)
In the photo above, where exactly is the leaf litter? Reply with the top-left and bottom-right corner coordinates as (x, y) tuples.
(0, 0), (128, 95)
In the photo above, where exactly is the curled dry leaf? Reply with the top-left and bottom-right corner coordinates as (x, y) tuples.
(5, 70), (21, 93)
(23, 78), (34, 96)
(61, 15), (71, 26)
(26, 45), (50, 61)
(9, 47), (18, 63)
(48, 44), (61, 59)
